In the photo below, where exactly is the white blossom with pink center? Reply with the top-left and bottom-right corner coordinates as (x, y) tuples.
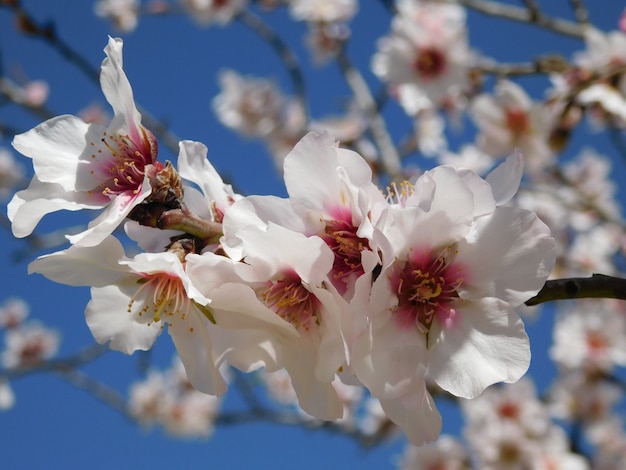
(181, 0), (248, 26)
(372, 1), (474, 113)
(28, 235), (234, 396)
(282, 132), (390, 300)
(8, 37), (158, 247)
(470, 80), (553, 172)
(1, 321), (60, 369)
(351, 156), (555, 445)
(211, 216), (350, 421)
(550, 299), (626, 373)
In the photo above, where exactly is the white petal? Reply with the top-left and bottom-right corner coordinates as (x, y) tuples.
(283, 131), (341, 210)
(100, 37), (142, 128)
(169, 310), (228, 396)
(379, 380), (442, 446)
(28, 236), (128, 287)
(85, 284), (162, 354)
(12, 116), (105, 192)
(177, 140), (235, 211)
(428, 298), (530, 398)
(8, 177), (103, 238)
(281, 338), (343, 420)
(66, 178), (151, 247)
(456, 206), (556, 305)
(485, 150), (524, 205)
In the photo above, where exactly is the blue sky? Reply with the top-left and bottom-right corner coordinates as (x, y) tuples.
(1, 1), (625, 469)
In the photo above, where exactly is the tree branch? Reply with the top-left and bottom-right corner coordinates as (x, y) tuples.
(525, 274), (626, 306)
(457, 0), (586, 38)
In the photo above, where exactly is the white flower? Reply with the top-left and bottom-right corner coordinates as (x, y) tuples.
(180, 0), (247, 26)
(372, 2), (473, 112)
(1, 321), (60, 368)
(212, 69), (286, 137)
(212, 218), (349, 420)
(28, 235), (231, 396)
(461, 378), (550, 438)
(8, 37), (158, 247)
(548, 370), (622, 427)
(351, 155), (555, 444)
(0, 297), (30, 329)
(289, 0), (358, 23)
(94, 0), (139, 32)
(128, 356), (223, 437)
(399, 435), (470, 470)
(128, 370), (166, 427)
(550, 300), (626, 372)
(470, 80), (553, 172)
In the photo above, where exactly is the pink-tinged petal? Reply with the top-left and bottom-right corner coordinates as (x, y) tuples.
(66, 177), (151, 247)
(486, 150), (524, 206)
(28, 236), (128, 287)
(379, 379), (442, 446)
(169, 311), (228, 396)
(100, 37), (142, 129)
(210, 283), (297, 335)
(386, 205), (469, 258)
(85, 284), (162, 354)
(8, 178), (105, 238)
(12, 116), (105, 192)
(428, 298), (530, 399)
(456, 207), (555, 305)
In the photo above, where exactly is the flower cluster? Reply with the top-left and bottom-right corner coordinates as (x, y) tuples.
(0, 297), (61, 410)
(8, 37), (555, 446)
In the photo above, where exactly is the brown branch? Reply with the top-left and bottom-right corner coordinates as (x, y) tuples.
(525, 274), (626, 306)
(458, 0), (586, 38)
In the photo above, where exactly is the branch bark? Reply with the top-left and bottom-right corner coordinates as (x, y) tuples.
(525, 273), (626, 306)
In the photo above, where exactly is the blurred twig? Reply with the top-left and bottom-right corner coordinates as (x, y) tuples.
(236, 9), (309, 125)
(457, 0), (586, 38)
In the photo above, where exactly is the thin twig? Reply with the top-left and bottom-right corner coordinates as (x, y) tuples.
(336, 49), (402, 178)
(457, 0), (586, 38)
(1, 3), (182, 155)
(0, 343), (109, 380)
(236, 9), (309, 124)
(568, 0), (589, 24)
(55, 368), (135, 421)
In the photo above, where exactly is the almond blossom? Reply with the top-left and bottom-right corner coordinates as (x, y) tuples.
(209, 218), (350, 420)
(28, 235), (232, 396)
(351, 153), (555, 444)
(181, 0), (247, 26)
(8, 37), (158, 247)
(470, 80), (553, 172)
(1, 321), (60, 369)
(372, 0), (474, 113)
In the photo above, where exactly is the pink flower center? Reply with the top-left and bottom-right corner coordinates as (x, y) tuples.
(90, 126), (158, 198)
(413, 47), (447, 80)
(505, 109), (530, 139)
(260, 273), (320, 333)
(321, 217), (370, 295)
(390, 245), (465, 334)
